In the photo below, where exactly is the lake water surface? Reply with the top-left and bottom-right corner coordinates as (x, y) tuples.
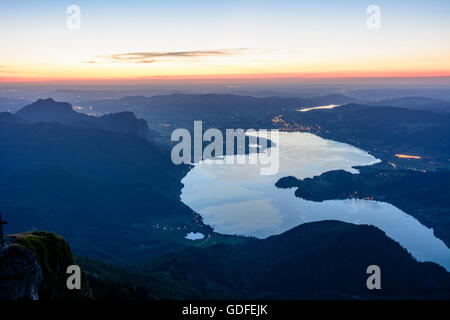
(181, 132), (450, 270)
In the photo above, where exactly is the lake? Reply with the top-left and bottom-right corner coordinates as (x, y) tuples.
(181, 132), (450, 270)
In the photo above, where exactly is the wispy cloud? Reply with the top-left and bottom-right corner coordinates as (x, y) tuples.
(93, 49), (250, 64)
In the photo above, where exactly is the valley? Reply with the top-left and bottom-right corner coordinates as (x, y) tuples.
(1, 93), (449, 299)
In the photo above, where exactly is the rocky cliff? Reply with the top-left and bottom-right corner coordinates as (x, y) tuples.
(0, 243), (42, 300)
(0, 231), (93, 300)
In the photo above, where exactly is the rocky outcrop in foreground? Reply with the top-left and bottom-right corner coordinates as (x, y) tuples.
(0, 243), (42, 300)
(0, 232), (93, 300)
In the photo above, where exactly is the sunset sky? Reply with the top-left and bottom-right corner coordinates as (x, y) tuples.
(1, 0), (450, 82)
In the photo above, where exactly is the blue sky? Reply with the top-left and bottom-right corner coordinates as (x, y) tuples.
(1, 0), (449, 81)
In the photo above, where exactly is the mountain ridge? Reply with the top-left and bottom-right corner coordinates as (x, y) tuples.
(14, 98), (151, 140)
(85, 220), (450, 299)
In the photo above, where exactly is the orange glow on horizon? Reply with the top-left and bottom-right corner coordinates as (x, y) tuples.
(2, 70), (450, 84)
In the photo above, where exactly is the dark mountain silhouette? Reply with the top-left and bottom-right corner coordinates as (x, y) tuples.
(368, 96), (450, 113)
(80, 93), (356, 148)
(74, 111), (151, 140)
(0, 105), (209, 262)
(15, 98), (88, 123)
(2, 95), (449, 300)
(239, 220), (449, 299)
(84, 221), (450, 299)
(14, 98), (151, 140)
(86, 93), (356, 116)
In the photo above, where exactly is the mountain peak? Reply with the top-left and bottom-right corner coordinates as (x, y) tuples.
(15, 98), (83, 123)
(33, 98), (72, 110)
(36, 98), (56, 103)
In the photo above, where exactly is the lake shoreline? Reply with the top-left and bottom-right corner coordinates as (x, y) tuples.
(181, 131), (450, 270)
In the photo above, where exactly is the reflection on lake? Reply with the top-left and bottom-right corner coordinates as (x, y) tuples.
(297, 104), (340, 112)
(181, 132), (450, 270)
